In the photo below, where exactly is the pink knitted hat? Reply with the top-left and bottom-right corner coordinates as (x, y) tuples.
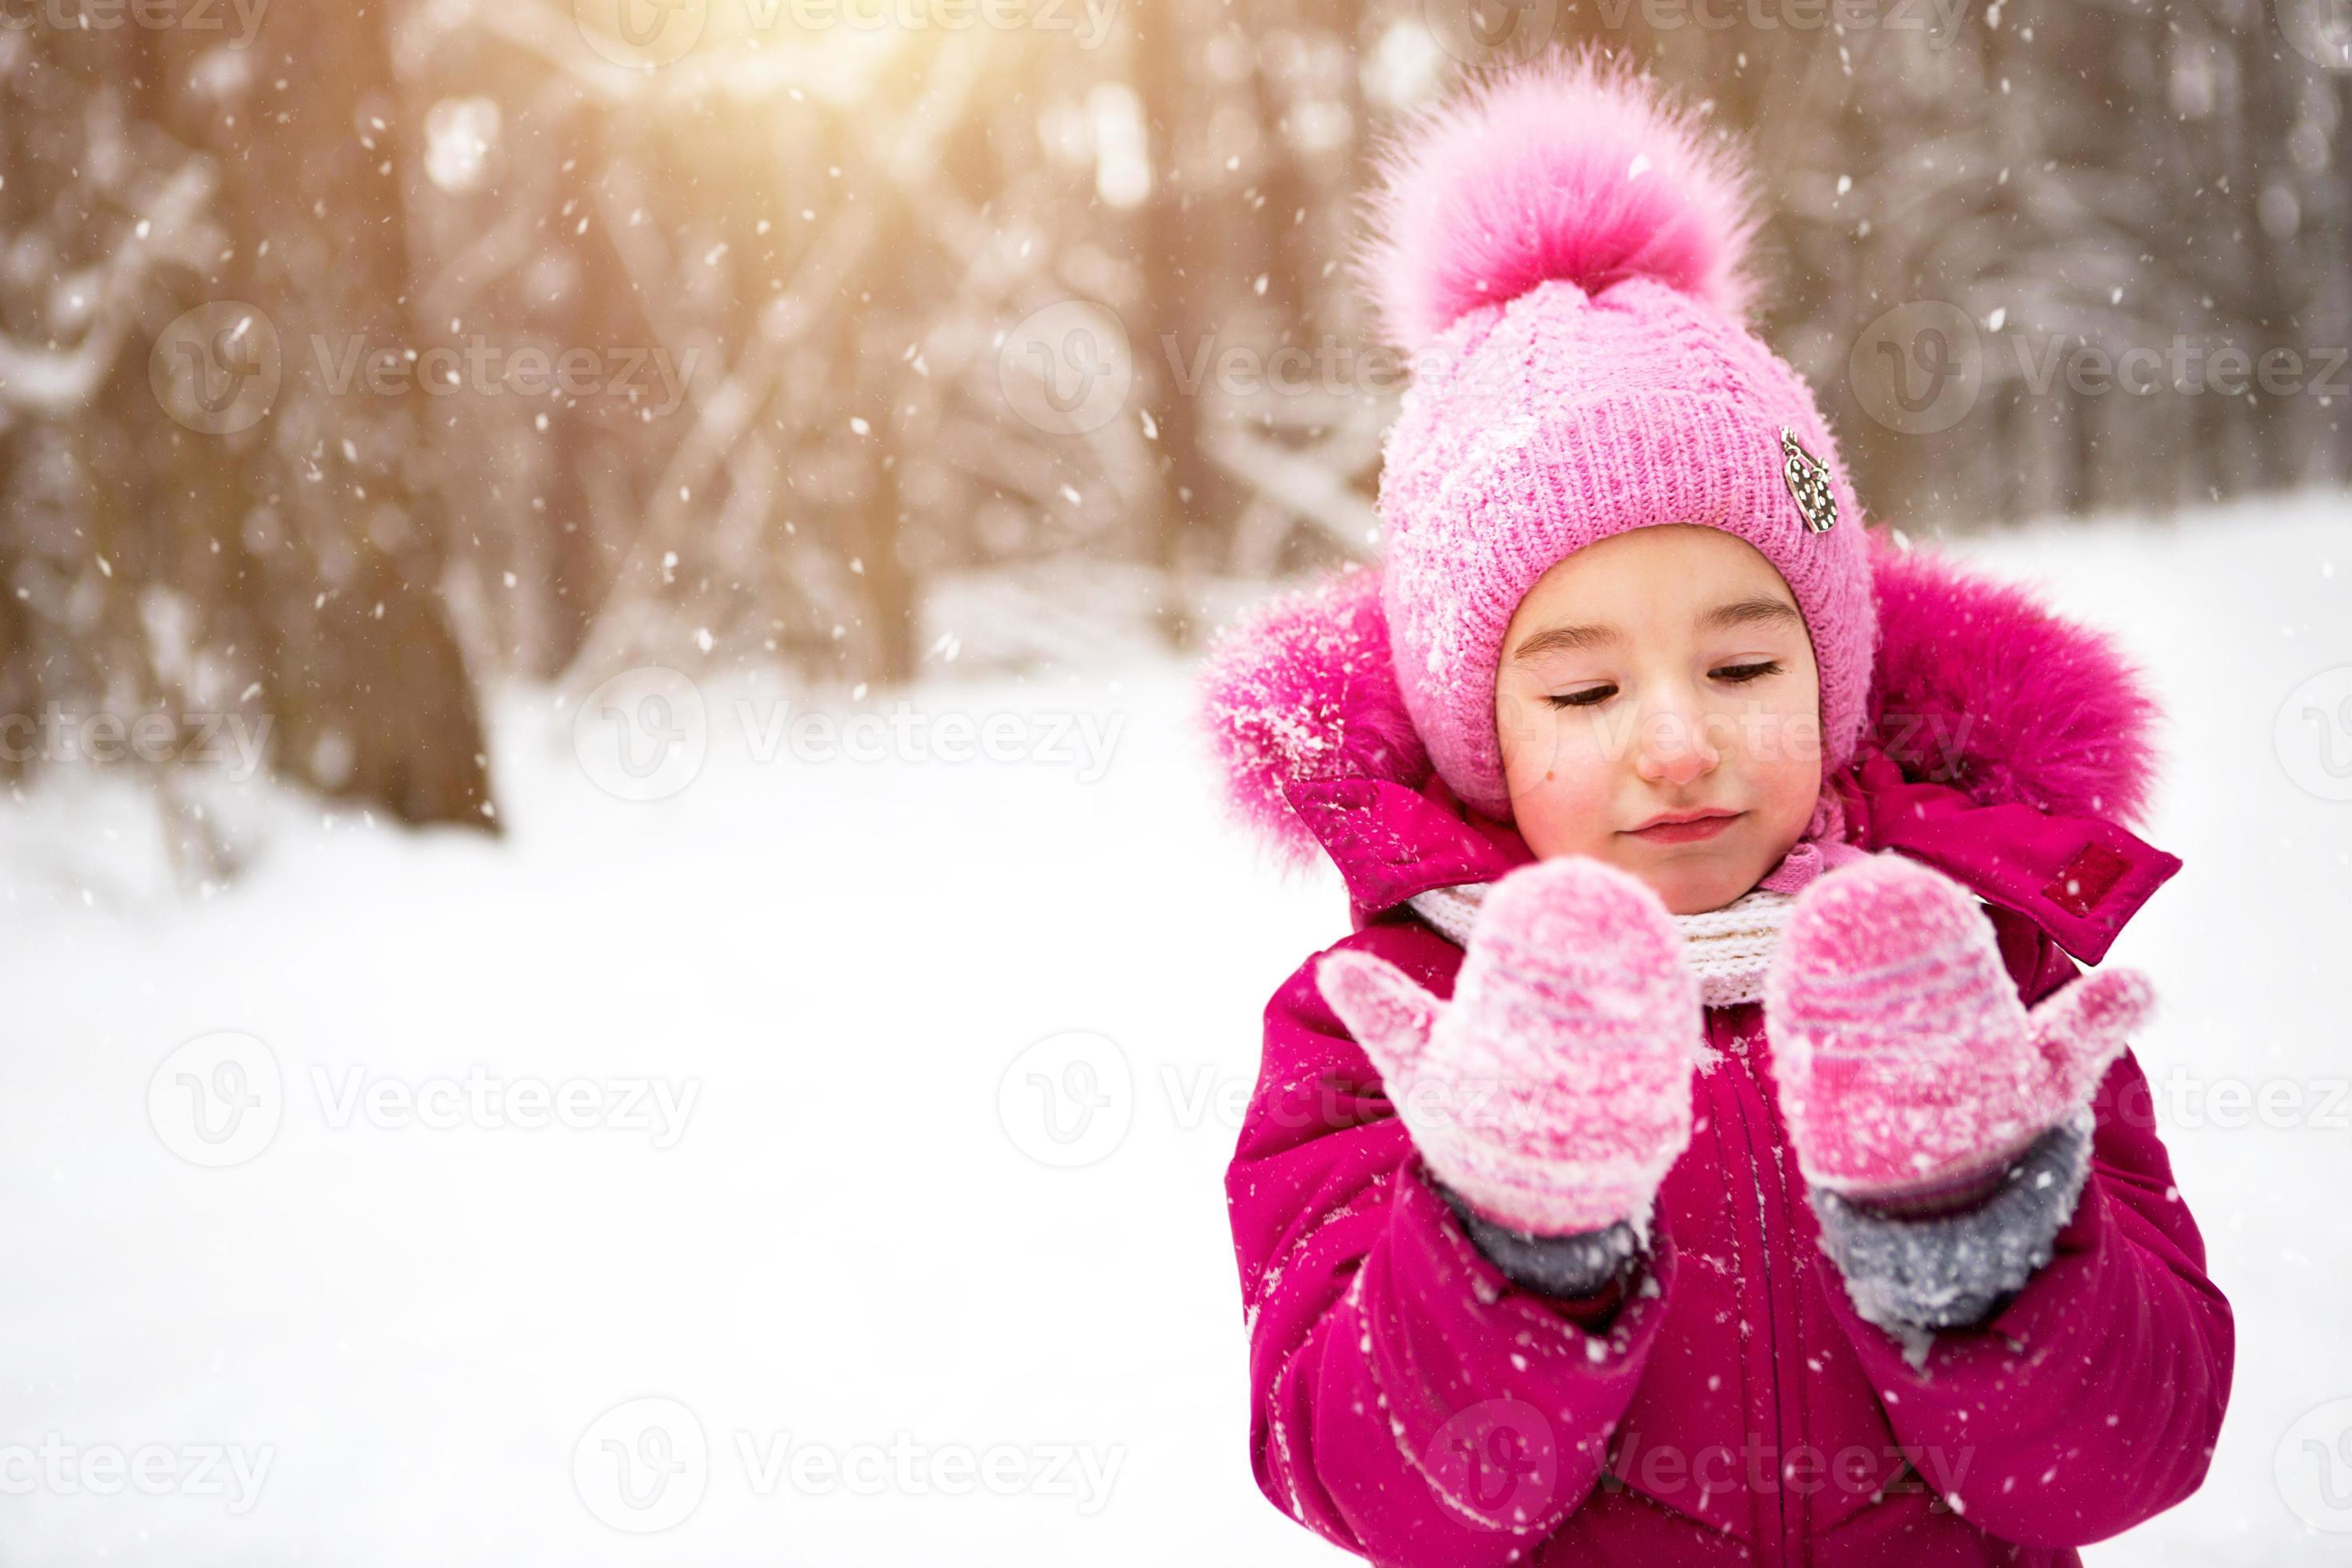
(1361, 50), (1878, 821)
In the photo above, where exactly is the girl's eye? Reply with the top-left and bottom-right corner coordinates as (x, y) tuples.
(1544, 662), (1779, 709)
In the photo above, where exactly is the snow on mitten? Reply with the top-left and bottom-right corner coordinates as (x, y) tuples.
(1314, 855), (1704, 1238)
(1764, 852), (2153, 1204)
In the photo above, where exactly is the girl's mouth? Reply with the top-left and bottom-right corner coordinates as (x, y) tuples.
(1623, 811), (1742, 845)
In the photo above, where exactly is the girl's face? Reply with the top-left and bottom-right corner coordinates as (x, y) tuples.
(1493, 524), (1824, 916)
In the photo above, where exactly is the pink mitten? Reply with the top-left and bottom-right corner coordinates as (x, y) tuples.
(1314, 856), (1703, 1236)
(1764, 853), (2153, 1202)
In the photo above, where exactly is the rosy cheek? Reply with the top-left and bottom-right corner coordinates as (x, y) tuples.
(1501, 724), (1614, 846)
(1734, 715), (1826, 833)
(1494, 690), (1554, 779)
(1767, 757), (1824, 823)
(1527, 777), (1608, 837)
(1496, 704), (1550, 786)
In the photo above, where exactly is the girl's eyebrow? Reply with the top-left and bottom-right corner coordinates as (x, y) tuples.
(1510, 596), (1802, 662)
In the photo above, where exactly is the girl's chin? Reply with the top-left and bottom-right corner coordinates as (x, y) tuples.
(1613, 850), (1765, 916)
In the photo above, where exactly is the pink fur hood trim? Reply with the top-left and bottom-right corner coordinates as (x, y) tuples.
(1196, 526), (2168, 869)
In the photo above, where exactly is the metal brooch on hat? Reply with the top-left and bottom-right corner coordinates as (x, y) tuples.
(1780, 428), (1837, 534)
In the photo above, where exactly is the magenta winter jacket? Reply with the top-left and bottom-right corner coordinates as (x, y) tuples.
(1210, 536), (2234, 1566)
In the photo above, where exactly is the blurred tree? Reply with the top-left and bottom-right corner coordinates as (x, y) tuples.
(0, 5), (494, 854)
(2, 0), (2345, 864)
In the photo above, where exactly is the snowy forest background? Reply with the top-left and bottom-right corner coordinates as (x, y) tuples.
(3, 2), (2351, 1566)
(2, 0), (2346, 839)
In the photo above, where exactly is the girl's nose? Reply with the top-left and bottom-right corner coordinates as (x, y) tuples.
(1634, 696), (1722, 787)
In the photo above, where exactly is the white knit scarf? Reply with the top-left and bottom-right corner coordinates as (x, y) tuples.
(1406, 880), (1797, 1009)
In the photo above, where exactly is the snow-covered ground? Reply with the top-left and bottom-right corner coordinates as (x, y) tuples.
(2, 492), (2346, 1565)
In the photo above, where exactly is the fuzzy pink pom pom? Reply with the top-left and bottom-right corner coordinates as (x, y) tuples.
(1358, 46), (1761, 352)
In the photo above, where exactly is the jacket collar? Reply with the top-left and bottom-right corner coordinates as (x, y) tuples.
(1830, 747), (2178, 966)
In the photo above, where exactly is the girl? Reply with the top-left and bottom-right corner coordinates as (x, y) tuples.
(1198, 51), (2233, 1567)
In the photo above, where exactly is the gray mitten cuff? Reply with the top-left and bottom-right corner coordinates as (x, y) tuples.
(1435, 1179), (1643, 1299)
(1810, 1114), (2094, 1338)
